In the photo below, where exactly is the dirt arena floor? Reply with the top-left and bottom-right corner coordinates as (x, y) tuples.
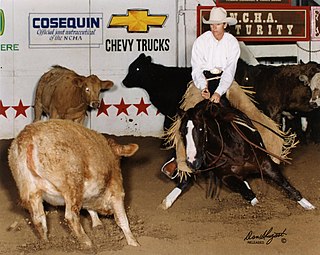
(0, 135), (319, 255)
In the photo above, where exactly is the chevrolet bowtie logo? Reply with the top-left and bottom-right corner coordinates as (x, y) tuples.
(108, 9), (167, 33)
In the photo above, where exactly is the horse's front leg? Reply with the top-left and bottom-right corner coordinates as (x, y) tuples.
(207, 171), (221, 199)
(161, 176), (191, 210)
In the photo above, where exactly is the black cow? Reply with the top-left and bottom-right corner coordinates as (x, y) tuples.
(122, 53), (191, 132)
(235, 59), (320, 144)
(235, 58), (320, 124)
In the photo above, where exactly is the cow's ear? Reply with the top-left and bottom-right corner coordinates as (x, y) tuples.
(146, 56), (152, 63)
(101, 80), (114, 90)
(72, 77), (84, 87)
(299, 74), (309, 86)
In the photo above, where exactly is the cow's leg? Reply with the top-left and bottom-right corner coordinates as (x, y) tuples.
(49, 107), (61, 119)
(262, 160), (315, 210)
(161, 175), (191, 209)
(63, 193), (92, 248)
(33, 102), (43, 122)
(74, 115), (85, 124)
(222, 175), (258, 206)
(87, 210), (103, 228)
(266, 107), (282, 124)
(25, 192), (48, 240)
(110, 196), (140, 246)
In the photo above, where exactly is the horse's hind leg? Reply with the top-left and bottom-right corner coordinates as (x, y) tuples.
(222, 175), (258, 206)
(262, 160), (315, 210)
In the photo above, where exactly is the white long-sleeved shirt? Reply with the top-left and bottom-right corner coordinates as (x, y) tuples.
(191, 31), (240, 96)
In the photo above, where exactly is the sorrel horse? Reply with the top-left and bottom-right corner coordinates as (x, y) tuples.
(161, 100), (315, 210)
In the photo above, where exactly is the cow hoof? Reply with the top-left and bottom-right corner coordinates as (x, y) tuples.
(93, 224), (104, 230)
(78, 235), (93, 250)
(128, 239), (140, 246)
(298, 198), (316, 210)
(80, 242), (93, 251)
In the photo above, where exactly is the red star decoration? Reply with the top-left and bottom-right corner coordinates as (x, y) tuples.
(97, 98), (112, 116)
(156, 109), (161, 115)
(114, 98), (131, 116)
(12, 99), (30, 118)
(133, 97), (151, 115)
(0, 100), (10, 118)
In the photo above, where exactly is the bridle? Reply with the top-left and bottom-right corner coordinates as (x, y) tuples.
(193, 117), (227, 174)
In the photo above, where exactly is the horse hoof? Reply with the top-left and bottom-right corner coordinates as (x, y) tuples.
(298, 198), (315, 210)
(160, 187), (182, 210)
(160, 199), (171, 210)
(250, 197), (259, 206)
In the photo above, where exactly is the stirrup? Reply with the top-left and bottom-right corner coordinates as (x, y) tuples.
(161, 157), (179, 180)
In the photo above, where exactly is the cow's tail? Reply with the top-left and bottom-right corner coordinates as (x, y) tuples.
(107, 138), (139, 157)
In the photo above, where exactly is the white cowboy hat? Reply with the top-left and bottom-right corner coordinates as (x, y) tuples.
(202, 7), (237, 26)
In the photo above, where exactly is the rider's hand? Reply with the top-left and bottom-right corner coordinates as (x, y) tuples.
(210, 92), (221, 103)
(201, 88), (210, 99)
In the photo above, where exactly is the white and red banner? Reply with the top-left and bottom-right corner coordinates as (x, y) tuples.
(0, 0), (179, 138)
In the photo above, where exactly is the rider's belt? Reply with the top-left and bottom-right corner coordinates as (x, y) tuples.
(204, 69), (223, 81)
(209, 68), (223, 75)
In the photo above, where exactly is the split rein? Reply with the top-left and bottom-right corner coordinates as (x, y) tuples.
(230, 122), (291, 165)
(195, 119), (227, 174)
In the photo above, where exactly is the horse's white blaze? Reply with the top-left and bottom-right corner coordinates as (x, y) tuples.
(298, 198), (316, 210)
(185, 120), (197, 164)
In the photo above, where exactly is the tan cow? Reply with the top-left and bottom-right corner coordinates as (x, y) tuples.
(33, 65), (114, 124)
(8, 119), (139, 248)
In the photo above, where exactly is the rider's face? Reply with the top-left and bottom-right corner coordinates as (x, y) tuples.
(210, 23), (227, 40)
